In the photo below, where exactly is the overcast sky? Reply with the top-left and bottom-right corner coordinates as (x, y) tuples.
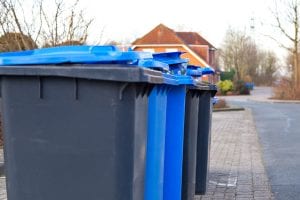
(81, 0), (277, 47)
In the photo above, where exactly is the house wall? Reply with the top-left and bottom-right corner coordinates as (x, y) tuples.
(133, 46), (203, 66)
(197, 46), (209, 63)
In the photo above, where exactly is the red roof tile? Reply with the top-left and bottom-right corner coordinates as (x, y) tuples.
(175, 32), (215, 48)
(132, 24), (185, 45)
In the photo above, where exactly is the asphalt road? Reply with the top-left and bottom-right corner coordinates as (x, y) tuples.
(225, 88), (300, 200)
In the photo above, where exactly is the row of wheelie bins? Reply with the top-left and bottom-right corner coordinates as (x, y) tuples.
(0, 45), (217, 200)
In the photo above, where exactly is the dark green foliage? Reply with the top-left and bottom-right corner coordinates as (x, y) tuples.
(220, 69), (235, 81)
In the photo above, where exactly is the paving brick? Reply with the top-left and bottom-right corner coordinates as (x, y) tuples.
(236, 198), (253, 200)
(225, 193), (236, 198)
(253, 185), (270, 191)
(236, 194), (254, 198)
(254, 197), (273, 200)
(254, 191), (271, 197)
(199, 196), (211, 200)
(0, 178), (6, 200)
(196, 110), (274, 200)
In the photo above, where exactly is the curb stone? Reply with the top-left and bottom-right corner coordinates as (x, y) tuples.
(213, 107), (245, 112)
(249, 98), (300, 104)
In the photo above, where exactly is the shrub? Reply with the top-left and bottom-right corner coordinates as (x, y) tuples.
(272, 78), (300, 100)
(0, 32), (37, 52)
(217, 80), (234, 95)
(234, 80), (250, 95)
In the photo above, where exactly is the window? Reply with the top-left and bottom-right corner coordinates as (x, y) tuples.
(165, 48), (178, 52)
(142, 48), (155, 53)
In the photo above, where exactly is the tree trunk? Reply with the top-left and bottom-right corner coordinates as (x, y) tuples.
(297, 51), (300, 88)
(294, 50), (298, 87)
(294, 3), (300, 89)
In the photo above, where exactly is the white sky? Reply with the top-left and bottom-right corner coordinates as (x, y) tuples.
(81, 0), (277, 48)
(17, 0), (288, 61)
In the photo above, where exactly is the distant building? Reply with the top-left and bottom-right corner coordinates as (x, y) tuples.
(132, 24), (217, 70)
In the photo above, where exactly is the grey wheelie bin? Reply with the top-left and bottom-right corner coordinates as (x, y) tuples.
(195, 84), (217, 195)
(182, 66), (217, 199)
(0, 45), (165, 200)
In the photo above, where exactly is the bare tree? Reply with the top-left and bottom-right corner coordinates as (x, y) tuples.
(255, 51), (279, 85)
(0, 0), (93, 51)
(40, 0), (93, 47)
(270, 0), (300, 88)
(0, 0), (38, 51)
(220, 28), (259, 81)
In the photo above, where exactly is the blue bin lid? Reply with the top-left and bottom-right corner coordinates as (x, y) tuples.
(0, 46), (198, 86)
(136, 59), (169, 72)
(162, 73), (195, 85)
(174, 74), (194, 85)
(152, 52), (188, 65)
(152, 52), (189, 77)
(151, 52), (198, 85)
(0, 45), (153, 66)
(201, 67), (215, 75)
(186, 65), (202, 77)
(162, 73), (178, 85)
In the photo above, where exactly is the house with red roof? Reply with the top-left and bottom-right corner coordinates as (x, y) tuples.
(131, 24), (217, 71)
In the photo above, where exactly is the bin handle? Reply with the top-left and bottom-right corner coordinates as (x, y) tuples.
(186, 65), (202, 77)
(152, 52), (188, 64)
(136, 59), (169, 72)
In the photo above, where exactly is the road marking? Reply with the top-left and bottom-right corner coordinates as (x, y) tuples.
(227, 177), (237, 187)
(209, 176), (237, 187)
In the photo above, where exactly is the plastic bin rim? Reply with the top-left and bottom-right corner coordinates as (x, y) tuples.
(162, 73), (196, 86)
(187, 83), (217, 91)
(0, 64), (165, 84)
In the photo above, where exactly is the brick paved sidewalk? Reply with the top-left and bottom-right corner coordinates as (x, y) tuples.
(0, 149), (6, 200)
(0, 178), (6, 200)
(0, 110), (273, 200)
(196, 110), (273, 200)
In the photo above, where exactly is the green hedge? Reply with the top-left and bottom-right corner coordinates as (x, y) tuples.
(221, 69), (235, 81)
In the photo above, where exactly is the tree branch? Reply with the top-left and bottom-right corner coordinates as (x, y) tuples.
(275, 14), (295, 42)
(263, 33), (293, 52)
